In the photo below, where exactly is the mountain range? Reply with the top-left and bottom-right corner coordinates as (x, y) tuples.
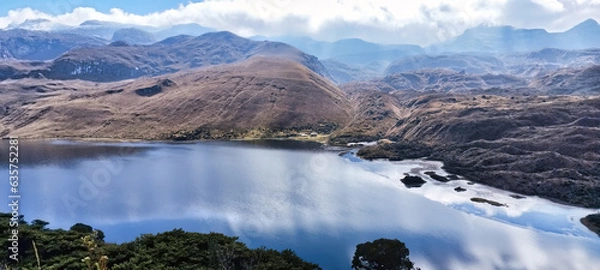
(2, 19), (599, 76)
(0, 31), (332, 82)
(431, 19), (600, 53)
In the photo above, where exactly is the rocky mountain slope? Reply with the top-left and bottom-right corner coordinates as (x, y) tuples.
(374, 69), (527, 93)
(0, 56), (351, 140)
(530, 65), (600, 95)
(332, 91), (600, 208)
(347, 63), (600, 96)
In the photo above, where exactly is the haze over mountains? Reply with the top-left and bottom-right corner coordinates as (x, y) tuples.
(433, 19), (600, 53)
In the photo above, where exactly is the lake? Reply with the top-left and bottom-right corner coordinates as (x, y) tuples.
(2, 139), (600, 269)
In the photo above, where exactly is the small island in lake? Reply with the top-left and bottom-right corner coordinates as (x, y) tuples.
(581, 213), (600, 237)
(471, 197), (507, 207)
(400, 174), (427, 188)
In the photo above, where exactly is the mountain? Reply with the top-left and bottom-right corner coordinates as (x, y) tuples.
(253, 35), (424, 82)
(55, 20), (135, 40)
(153, 23), (215, 41)
(0, 29), (106, 60)
(0, 56), (352, 140)
(376, 69), (527, 93)
(385, 54), (507, 75)
(0, 31), (333, 82)
(111, 28), (156, 44)
(433, 25), (552, 53)
(256, 36), (423, 60)
(433, 19), (600, 53)
(530, 65), (600, 95)
(385, 48), (600, 78)
(6, 19), (68, 31)
(321, 59), (382, 84)
(560, 19), (600, 49)
(7, 20), (215, 46)
(331, 89), (600, 208)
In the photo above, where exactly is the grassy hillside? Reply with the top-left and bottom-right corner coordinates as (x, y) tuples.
(0, 56), (352, 140)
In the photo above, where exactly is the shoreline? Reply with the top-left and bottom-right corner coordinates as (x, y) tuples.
(8, 136), (600, 236)
(4, 133), (334, 145)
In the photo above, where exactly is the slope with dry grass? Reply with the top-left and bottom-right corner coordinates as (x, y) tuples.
(0, 56), (352, 140)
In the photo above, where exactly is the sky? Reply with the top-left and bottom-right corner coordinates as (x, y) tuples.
(0, 0), (599, 45)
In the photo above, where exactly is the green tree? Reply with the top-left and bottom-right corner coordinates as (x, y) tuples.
(351, 238), (416, 270)
(70, 223), (94, 234)
(31, 219), (50, 230)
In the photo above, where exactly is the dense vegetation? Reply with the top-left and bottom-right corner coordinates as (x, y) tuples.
(1, 213), (418, 269)
(0, 213), (320, 270)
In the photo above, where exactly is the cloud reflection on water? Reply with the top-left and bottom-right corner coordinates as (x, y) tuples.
(10, 142), (600, 270)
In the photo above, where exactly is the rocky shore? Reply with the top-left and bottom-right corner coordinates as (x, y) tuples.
(581, 214), (600, 237)
(341, 94), (600, 208)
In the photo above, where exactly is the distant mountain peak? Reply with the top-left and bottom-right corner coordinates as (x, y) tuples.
(108, 40), (131, 47)
(7, 18), (60, 31)
(199, 31), (239, 38)
(196, 31), (245, 42)
(111, 28), (155, 44)
(580, 18), (598, 26)
(79, 20), (104, 26)
(568, 18), (600, 31)
(79, 20), (124, 27)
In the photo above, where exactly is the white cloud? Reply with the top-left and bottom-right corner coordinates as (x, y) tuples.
(531, 0), (565, 12)
(1, 0), (599, 45)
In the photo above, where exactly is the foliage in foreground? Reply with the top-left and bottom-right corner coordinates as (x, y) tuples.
(0, 213), (320, 270)
(2, 213), (419, 270)
(352, 238), (418, 270)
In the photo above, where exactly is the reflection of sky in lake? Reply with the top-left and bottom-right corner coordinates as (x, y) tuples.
(3, 141), (600, 270)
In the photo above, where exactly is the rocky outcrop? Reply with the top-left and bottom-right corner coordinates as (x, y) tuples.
(581, 214), (600, 237)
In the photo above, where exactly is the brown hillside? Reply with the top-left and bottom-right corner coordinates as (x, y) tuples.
(332, 90), (600, 208)
(0, 56), (352, 140)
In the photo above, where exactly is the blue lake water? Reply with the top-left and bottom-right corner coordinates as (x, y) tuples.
(2, 140), (600, 269)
